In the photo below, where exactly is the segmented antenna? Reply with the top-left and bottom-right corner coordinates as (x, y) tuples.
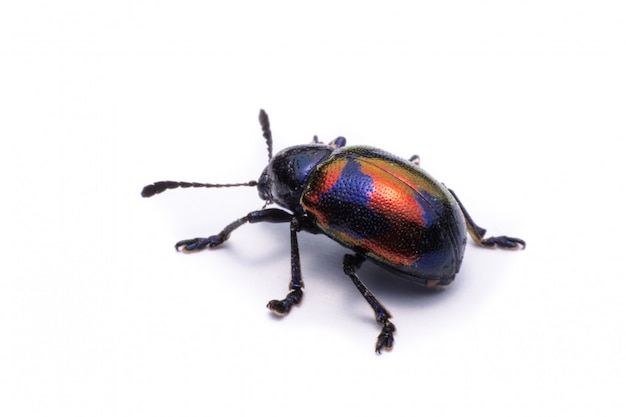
(259, 109), (273, 161)
(141, 180), (257, 198)
(142, 110), (273, 198)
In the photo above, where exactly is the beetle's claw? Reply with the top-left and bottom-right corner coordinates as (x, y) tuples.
(175, 238), (207, 252)
(267, 299), (291, 316)
(175, 235), (225, 252)
(482, 236), (526, 250)
(267, 289), (303, 316)
(375, 321), (396, 354)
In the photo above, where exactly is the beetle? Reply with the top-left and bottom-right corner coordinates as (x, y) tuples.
(141, 110), (525, 353)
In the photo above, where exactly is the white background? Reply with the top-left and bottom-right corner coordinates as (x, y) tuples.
(2, 1), (625, 416)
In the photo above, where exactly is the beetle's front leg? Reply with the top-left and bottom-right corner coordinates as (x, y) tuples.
(267, 217), (304, 316)
(447, 188), (526, 250)
(175, 208), (293, 251)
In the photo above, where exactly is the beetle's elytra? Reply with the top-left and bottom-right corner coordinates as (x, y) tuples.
(142, 110), (525, 354)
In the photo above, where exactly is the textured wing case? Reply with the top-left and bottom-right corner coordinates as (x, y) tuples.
(301, 146), (466, 284)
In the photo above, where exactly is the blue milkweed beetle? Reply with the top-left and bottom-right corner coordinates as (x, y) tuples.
(142, 110), (525, 354)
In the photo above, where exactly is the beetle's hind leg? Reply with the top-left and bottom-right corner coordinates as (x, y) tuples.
(447, 188), (526, 250)
(343, 254), (396, 354)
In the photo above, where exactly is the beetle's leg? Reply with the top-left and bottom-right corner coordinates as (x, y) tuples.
(343, 254), (396, 354)
(447, 188), (526, 250)
(266, 217), (304, 316)
(311, 136), (346, 148)
(408, 154), (420, 165)
(175, 208), (293, 251)
(329, 136), (347, 149)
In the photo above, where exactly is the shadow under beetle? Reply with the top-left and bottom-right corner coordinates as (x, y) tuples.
(142, 110), (525, 354)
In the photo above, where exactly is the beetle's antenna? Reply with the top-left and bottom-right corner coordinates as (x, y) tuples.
(141, 180), (257, 198)
(259, 109), (273, 161)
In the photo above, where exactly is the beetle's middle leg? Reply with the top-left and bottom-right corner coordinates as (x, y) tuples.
(447, 188), (526, 250)
(343, 254), (396, 354)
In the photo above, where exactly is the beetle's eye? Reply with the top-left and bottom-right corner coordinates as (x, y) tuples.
(257, 169), (271, 201)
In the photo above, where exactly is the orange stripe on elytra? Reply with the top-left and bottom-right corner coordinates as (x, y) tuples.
(362, 157), (442, 196)
(358, 160), (426, 227)
(331, 230), (419, 266)
(301, 158), (347, 227)
(305, 158), (346, 205)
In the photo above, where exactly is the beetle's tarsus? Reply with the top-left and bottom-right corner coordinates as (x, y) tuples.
(267, 288), (303, 316)
(375, 320), (396, 354)
(175, 235), (225, 251)
(447, 188), (526, 251)
(481, 236), (526, 250)
(175, 238), (206, 251)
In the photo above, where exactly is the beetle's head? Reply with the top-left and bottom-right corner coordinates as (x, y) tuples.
(141, 110), (343, 214)
(257, 144), (334, 212)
